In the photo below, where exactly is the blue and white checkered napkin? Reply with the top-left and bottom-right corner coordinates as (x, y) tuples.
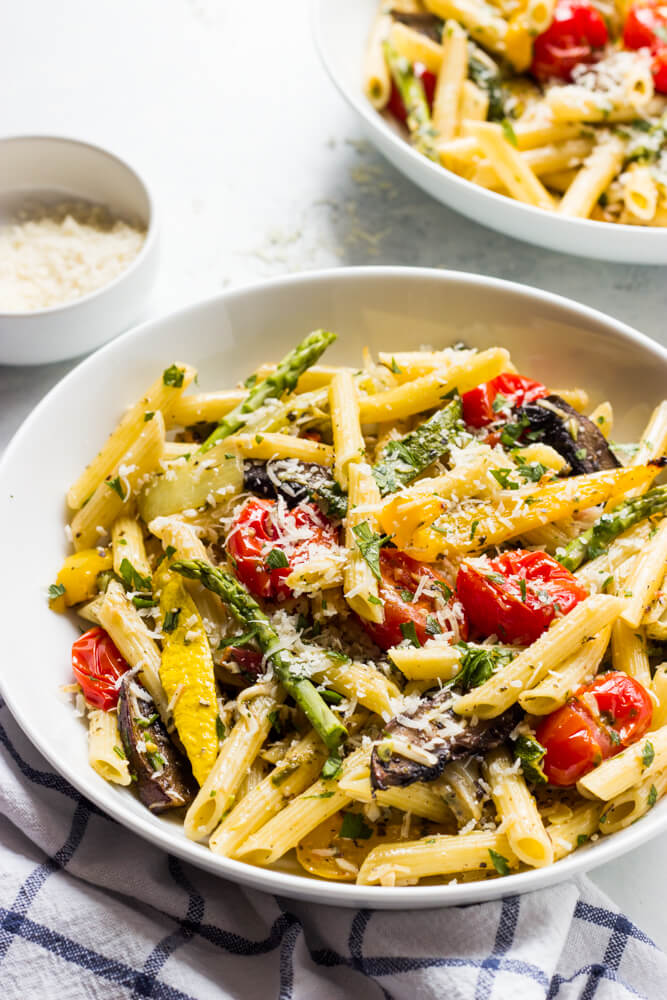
(0, 697), (664, 1000)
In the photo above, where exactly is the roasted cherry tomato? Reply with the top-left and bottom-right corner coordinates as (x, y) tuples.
(227, 497), (337, 601)
(456, 549), (587, 645)
(387, 62), (437, 124)
(537, 673), (653, 785)
(71, 627), (130, 711)
(530, 0), (608, 81)
(461, 373), (547, 428)
(361, 549), (464, 650)
(624, 1), (667, 94)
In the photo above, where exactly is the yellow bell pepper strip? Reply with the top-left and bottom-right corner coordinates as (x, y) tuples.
(379, 464), (659, 561)
(49, 548), (113, 612)
(158, 575), (218, 785)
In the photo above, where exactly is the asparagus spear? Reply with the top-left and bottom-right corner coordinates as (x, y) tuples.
(383, 43), (439, 162)
(556, 486), (667, 572)
(372, 395), (470, 496)
(170, 558), (348, 752)
(200, 329), (337, 452)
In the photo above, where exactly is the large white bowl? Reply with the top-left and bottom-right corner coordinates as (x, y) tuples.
(312, 0), (667, 264)
(1, 267), (666, 908)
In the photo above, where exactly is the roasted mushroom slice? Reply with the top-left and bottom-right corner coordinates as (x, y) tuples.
(390, 10), (443, 42)
(242, 460), (347, 517)
(517, 394), (620, 475)
(117, 675), (196, 812)
(370, 690), (520, 790)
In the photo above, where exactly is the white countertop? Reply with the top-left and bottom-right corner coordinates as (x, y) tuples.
(1, 0), (666, 946)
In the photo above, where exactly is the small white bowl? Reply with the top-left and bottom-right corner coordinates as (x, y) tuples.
(312, 0), (667, 263)
(0, 135), (158, 366)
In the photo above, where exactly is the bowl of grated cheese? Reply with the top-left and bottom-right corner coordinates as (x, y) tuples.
(0, 135), (158, 366)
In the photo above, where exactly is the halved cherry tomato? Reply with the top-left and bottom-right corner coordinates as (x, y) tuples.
(361, 549), (464, 650)
(227, 497), (337, 601)
(530, 0), (608, 82)
(71, 627), (130, 711)
(456, 549), (587, 645)
(624, 1), (667, 94)
(387, 62), (437, 124)
(461, 373), (547, 428)
(537, 673), (652, 785)
(221, 645), (263, 678)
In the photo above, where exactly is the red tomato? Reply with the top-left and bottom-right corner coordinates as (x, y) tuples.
(227, 497), (337, 601)
(456, 550), (587, 645)
(71, 627), (130, 711)
(530, 0), (608, 82)
(387, 62), (437, 124)
(223, 645), (263, 677)
(577, 671), (653, 745)
(624, 3), (667, 94)
(537, 673), (652, 785)
(461, 373), (547, 428)
(536, 703), (613, 785)
(361, 549), (464, 650)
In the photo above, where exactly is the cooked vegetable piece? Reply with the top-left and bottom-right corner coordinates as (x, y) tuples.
(390, 10), (443, 43)
(201, 329), (337, 451)
(370, 692), (520, 789)
(242, 460), (348, 518)
(536, 672), (652, 786)
(71, 627), (129, 711)
(457, 549), (588, 644)
(170, 559), (347, 752)
(158, 574), (219, 785)
(517, 395), (620, 474)
(138, 445), (242, 522)
(50, 548), (113, 611)
(384, 42), (439, 161)
(556, 486), (667, 571)
(360, 549), (463, 650)
(117, 675), (195, 812)
(462, 373), (547, 428)
(227, 497), (337, 600)
(530, 0), (608, 82)
(372, 396), (469, 495)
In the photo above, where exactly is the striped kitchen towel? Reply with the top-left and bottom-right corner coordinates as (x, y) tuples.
(0, 697), (664, 1000)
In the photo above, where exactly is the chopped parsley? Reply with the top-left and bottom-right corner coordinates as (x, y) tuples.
(513, 734), (547, 785)
(265, 548), (289, 570)
(352, 521), (389, 580)
(642, 740), (655, 768)
(425, 615), (442, 636)
(143, 411), (155, 422)
(390, 357), (402, 374)
(470, 520), (480, 539)
(322, 754), (343, 780)
(119, 558), (152, 593)
(500, 416), (529, 448)
(106, 476), (127, 500)
(339, 812), (373, 840)
(488, 849), (510, 876)
(136, 713), (159, 729)
(519, 578), (527, 603)
(268, 709), (283, 734)
(113, 745), (126, 760)
(147, 751), (166, 771)
(491, 468), (518, 490)
(452, 644), (514, 691)
(132, 595), (159, 609)
(648, 784), (658, 807)
(48, 583), (66, 600)
(400, 621), (421, 647)
(367, 594), (383, 606)
(244, 373), (258, 389)
(162, 608), (181, 633)
(577, 834), (589, 847)
(163, 364), (185, 388)
(501, 118), (518, 146)
(216, 716), (226, 741)
(574, 447), (588, 461)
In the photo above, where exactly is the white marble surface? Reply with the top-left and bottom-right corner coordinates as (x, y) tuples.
(1, 0), (666, 946)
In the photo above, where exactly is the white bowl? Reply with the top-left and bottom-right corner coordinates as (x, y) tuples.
(312, 0), (667, 264)
(0, 135), (158, 365)
(1, 266), (665, 908)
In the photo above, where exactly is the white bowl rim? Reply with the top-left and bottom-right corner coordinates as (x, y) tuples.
(0, 133), (158, 320)
(310, 0), (667, 249)
(2, 264), (667, 908)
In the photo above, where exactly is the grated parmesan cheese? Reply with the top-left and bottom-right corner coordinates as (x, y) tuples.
(0, 201), (146, 312)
